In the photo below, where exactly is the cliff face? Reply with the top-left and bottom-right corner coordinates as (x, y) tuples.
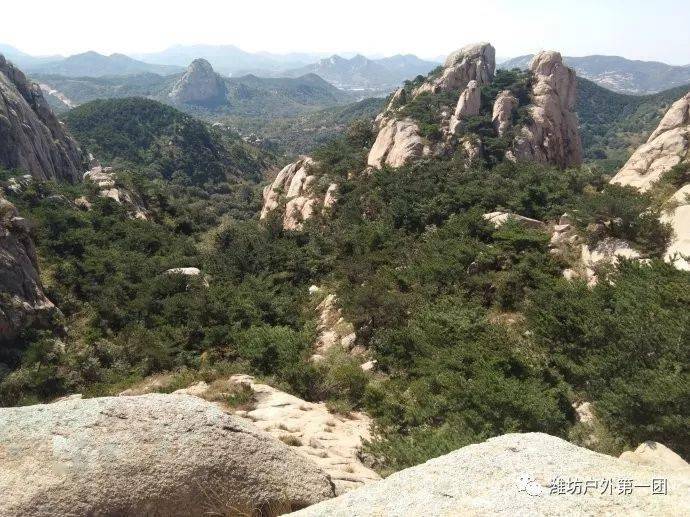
(611, 91), (690, 270)
(0, 194), (57, 340)
(513, 51), (583, 168)
(0, 55), (83, 182)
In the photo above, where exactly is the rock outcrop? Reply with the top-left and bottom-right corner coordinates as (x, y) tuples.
(312, 293), (357, 361)
(0, 194), (57, 340)
(175, 375), (380, 495)
(260, 157), (337, 230)
(414, 42), (495, 96)
(449, 80), (481, 134)
(0, 54), (83, 182)
(169, 58), (227, 106)
(0, 393), (335, 516)
(483, 211), (547, 230)
(563, 237), (642, 286)
(164, 267), (209, 287)
(290, 433), (690, 516)
(367, 117), (425, 169)
(513, 51), (583, 168)
(610, 92), (690, 270)
(611, 92), (690, 191)
(83, 166), (148, 219)
(492, 90), (519, 137)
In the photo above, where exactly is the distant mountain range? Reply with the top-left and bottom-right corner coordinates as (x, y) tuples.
(31, 64), (356, 120)
(25, 51), (184, 77)
(500, 54), (690, 94)
(132, 44), (324, 76)
(279, 54), (438, 93)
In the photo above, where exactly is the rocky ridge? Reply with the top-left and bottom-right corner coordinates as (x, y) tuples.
(0, 193), (57, 340)
(169, 58), (227, 106)
(365, 43), (583, 171)
(290, 433), (690, 516)
(0, 393), (335, 516)
(0, 54), (83, 182)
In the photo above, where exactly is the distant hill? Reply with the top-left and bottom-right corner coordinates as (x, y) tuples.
(27, 51), (184, 77)
(63, 97), (270, 184)
(134, 45), (322, 76)
(501, 54), (690, 94)
(576, 77), (690, 169)
(281, 54), (438, 94)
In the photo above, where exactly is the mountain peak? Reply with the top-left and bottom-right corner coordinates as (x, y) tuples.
(169, 58), (226, 105)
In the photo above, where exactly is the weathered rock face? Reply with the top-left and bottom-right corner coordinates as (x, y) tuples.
(169, 58), (227, 105)
(290, 433), (690, 516)
(0, 55), (83, 182)
(83, 166), (148, 219)
(0, 194), (57, 340)
(610, 92), (690, 270)
(260, 157), (336, 230)
(175, 375), (380, 496)
(513, 51), (583, 169)
(612, 92), (690, 191)
(414, 42), (495, 96)
(449, 80), (481, 134)
(0, 394), (335, 516)
(367, 117), (425, 169)
(492, 90), (519, 137)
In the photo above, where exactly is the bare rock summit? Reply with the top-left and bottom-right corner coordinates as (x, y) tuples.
(169, 58), (227, 106)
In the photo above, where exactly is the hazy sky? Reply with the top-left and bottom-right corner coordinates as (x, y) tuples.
(4, 0), (690, 64)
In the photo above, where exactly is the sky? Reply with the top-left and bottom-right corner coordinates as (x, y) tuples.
(3, 0), (690, 64)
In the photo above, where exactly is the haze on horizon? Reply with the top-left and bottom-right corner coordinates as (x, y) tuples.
(3, 0), (690, 65)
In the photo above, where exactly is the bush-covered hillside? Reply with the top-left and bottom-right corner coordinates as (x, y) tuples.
(63, 98), (272, 185)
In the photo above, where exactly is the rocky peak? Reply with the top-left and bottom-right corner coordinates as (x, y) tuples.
(513, 50), (583, 168)
(0, 54), (83, 182)
(169, 58), (227, 105)
(415, 42), (495, 96)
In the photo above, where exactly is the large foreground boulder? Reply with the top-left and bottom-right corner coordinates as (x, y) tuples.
(0, 394), (335, 516)
(290, 433), (690, 516)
